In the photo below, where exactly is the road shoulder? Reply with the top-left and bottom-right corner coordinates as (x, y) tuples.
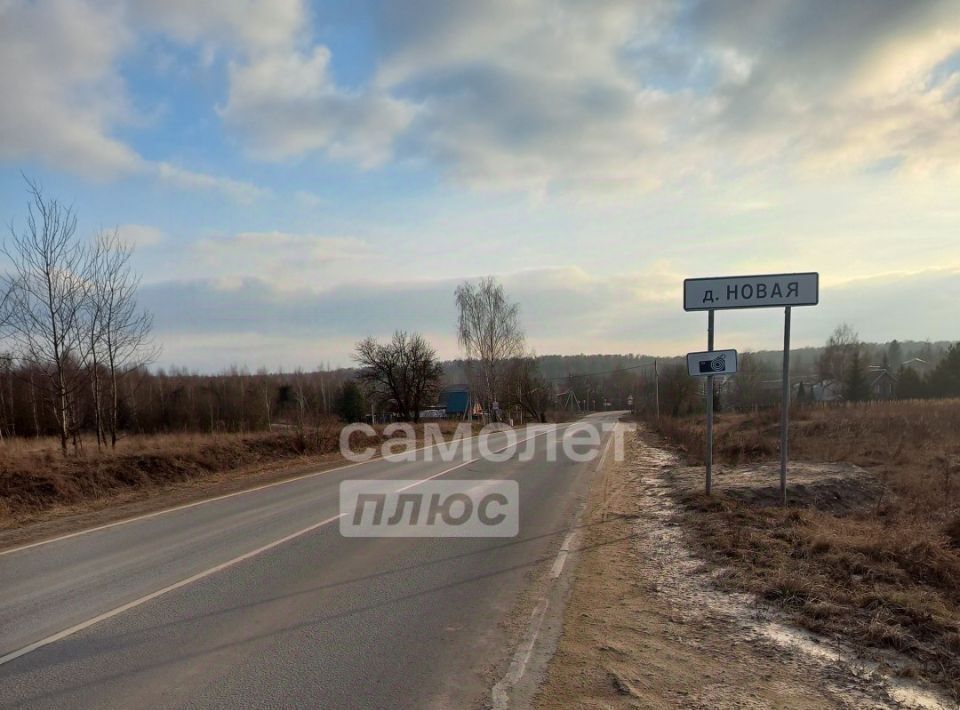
(534, 426), (937, 709)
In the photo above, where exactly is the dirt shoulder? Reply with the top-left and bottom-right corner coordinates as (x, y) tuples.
(535, 425), (952, 709)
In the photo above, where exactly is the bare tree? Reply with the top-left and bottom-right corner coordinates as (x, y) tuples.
(0, 284), (12, 441)
(91, 229), (156, 447)
(84, 233), (108, 447)
(455, 277), (525, 418)
(354, 331), (443, 422)
(818, 323), (860, 384)
(729, 352), (776, 409)
(3, 179), (90, 454)
(510, 356), (553, 423)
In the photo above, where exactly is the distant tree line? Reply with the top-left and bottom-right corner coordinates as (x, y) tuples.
(0, 362), (374, 442)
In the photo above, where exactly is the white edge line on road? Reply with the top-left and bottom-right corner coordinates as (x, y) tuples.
(0, 425), (568, 668)
(597, 422), (618, 470)
(490, 420), (618, 709)
(549, 531), (578, 579)
(0, 427), (529, 557)
(491, 597), (549, 710)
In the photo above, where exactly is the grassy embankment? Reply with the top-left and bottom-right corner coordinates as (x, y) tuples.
(0, 421), (476, 528)
(649, 400), (960, 697)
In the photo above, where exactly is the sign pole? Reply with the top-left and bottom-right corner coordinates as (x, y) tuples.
(706, 310), (715, 495)
(780, 306), (792, 507)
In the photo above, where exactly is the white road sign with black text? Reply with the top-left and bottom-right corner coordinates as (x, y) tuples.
(687, 349), (738, 377)
(684, 272), (818, 311)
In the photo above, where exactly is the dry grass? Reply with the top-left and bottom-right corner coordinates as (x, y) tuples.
(0, 422), (472, 523)
(649, 400), (960, 699)
(658, 400), (960, 523)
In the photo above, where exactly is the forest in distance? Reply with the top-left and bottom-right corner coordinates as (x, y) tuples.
(1, 336), (956, 442)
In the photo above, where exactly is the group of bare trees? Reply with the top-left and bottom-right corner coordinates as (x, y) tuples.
(0, 180), (154, 453)
(349, 277), (543, 425)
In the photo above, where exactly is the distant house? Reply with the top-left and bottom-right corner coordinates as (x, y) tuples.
(802, 371), (897, 402)
(439, 384), (471, 418)
(810, 380), (844, 402)
(899, 357), (929, 374)
(866, 368), (897, 399)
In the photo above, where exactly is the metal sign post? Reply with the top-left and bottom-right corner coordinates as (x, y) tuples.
(780, 307), (792, 506)
(706, 310), (714, 495)
(683, 272), (818, 507)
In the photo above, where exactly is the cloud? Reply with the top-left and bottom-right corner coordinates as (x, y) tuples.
(0, 0), (272, 199)
(220, 47), (415, 166)
(188, 231), (376, 288)
(294, 190), (325, 208)
(117, 223), (166, 247)
(0, 0), (140, 177)
(129, 0), (306, 52)
(371, 0), (960, 191)
(154, 162), (267, 202)
(5, 1), (958, 197)
(140, 266), (960, 370)
(681, 0), (960, 178)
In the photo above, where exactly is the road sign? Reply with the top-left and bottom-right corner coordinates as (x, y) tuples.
(683, 271), (820, 506)
(684, 272), (818, 311)
(687, 349), (738, 377)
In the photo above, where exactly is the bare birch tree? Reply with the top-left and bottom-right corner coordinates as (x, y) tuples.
(3, 179), (89, 454)
(91, 229), (156, 447)
(84, 232), (108, 447)
(454, 277), (525, 418)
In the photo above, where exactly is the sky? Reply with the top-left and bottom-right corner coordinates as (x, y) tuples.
(1, 0), (958, 371)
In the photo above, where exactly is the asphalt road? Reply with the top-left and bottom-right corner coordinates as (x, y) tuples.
(0, 413), (620, 709)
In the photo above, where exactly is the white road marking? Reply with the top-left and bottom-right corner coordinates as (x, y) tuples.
(549, 531), (578, 579)
(491, 598), (549, 710)
(0, 424), (573, 667)
(597, 422), (619, 470)
(491, 533), (585, 709)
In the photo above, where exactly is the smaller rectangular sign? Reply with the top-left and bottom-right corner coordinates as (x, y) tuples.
(684, 272), (818, 311)
(687, 349), (738, 377)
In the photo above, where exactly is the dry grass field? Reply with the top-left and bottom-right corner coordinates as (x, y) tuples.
(0, 421), (474, 526)
(649, 400), (960, 699)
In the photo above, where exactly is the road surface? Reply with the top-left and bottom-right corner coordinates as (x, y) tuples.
(0, 414), (619, 709)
